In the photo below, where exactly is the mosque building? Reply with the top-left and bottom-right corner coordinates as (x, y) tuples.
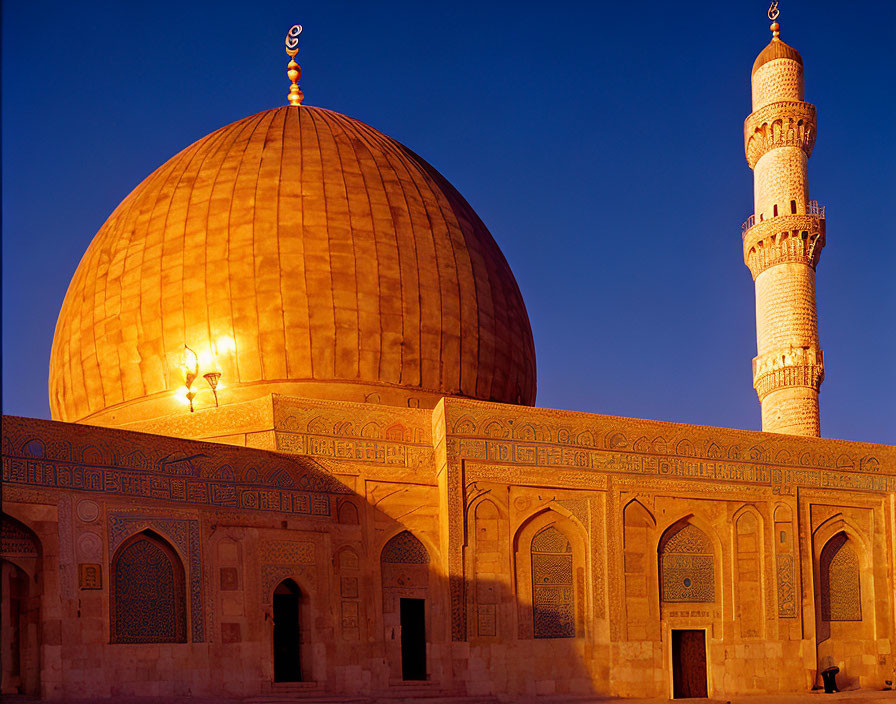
(2, 11), (894, 701)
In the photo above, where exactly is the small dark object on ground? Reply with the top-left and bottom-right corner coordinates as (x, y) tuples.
(821, 665), (840, 693)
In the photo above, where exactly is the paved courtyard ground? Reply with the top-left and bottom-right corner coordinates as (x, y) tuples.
(2, 686), (895, 704)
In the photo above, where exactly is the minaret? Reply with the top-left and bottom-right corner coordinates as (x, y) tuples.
(742, 5), (825, 436)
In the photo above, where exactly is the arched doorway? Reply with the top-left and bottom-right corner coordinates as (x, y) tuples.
(273, 579), (302, 682)
(658, 520), (716, 699)
(1, 514), (41, 696)
(381, 531), (430, 681)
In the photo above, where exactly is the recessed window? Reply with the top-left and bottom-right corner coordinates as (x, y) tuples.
(773, 204), (778, 217)
(111, 531), (187, 643)
(791, 200), (797, 214)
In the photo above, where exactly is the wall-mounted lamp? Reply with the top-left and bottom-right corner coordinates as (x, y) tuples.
(203, 371), (222, 407)
(180, 337), (234, 414)
(182, 345), (199, 412)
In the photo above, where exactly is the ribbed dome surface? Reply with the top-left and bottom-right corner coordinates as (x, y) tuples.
(49, 106), (536, 424)
(752, 38), (803, 75)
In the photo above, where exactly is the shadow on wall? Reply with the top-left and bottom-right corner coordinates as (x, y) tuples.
(1, 418), (883, 699)
(0, 467), (596, 700)
(1, 514), (42, 696)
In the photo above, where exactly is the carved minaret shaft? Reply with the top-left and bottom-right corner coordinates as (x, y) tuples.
(743, 16), (825, 436)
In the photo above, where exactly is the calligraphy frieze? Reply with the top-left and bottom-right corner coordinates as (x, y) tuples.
(276, 431), (431, 468)
(448, 439), (893, 493)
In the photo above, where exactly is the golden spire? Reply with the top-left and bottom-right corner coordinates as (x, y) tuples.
(285, 24), (304, 106)
(768, 2), (781, 39)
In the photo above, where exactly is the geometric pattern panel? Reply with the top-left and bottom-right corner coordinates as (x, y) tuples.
(109, 515), (203, 642)
(531, 526), (574, 638)
(661, 523), (713, 554)
(776, 554), (797, 618)
(661, 555), (715, 602)
(112, 534), (186, 643)
(820, 533), (862, 622)
(532, 526), (571, 554)
(660, 523), (715, 603)
(381, 531), (430, 565)
(0, 514), (39, 557)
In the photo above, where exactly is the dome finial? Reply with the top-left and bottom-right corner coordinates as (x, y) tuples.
(285, 24), (304, 106)
(768, 2), (781, 39)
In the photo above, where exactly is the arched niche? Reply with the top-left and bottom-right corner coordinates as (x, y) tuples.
(623, 500), (659, 641)
(337, 500), (360, 525)
(530, 525), (575, 638)
(513, 509), (588, 640)
(658, 520), (716, 604)
(110, 530), (187, 643)
(1, 514), (42, 695)
(469, 498), (507, 639)
(819, 533), (861, 623)
(732, 507), (764, 638)
(812, 516), (875, 689)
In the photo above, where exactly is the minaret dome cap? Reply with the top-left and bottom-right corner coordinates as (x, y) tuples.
(752, 32), (803, 75)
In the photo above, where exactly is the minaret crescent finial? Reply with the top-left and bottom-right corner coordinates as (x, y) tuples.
(285, 24), (304, 106)
(768, 2), (781, 38)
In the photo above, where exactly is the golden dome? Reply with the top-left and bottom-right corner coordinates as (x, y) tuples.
(49, 106), (536, 425)
(752, 37), (803, 75)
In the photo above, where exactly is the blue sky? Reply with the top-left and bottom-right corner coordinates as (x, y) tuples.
(3, 1), (894, 443)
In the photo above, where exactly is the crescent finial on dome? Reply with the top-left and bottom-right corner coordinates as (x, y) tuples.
(768, 2), (781, 39)
(285, 24), (304, 106)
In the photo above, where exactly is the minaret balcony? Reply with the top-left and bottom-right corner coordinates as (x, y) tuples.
(741, 200), (825, 241)
(744, 100), (817, 168)
(741, 202), (826, 278)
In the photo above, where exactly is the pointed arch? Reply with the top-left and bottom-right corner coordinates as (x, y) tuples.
(675, 439), (695, 457)
(110, 530), (187, 643)
(1, 515), (42, 696)
(732, 506), (764, 637)
(360, 421), (382, 439)
(381, 530), (430, 565)
(658, 518), (716, 603)
(623, 499), (659, 641)
(0, 513), (41, 577)
(483, 420), (508, 439)
(22, 439), (45, 458)
(605, 431), (627, 449)
(470, 498), (506, 639)
(452, 416), (477, 435)
(337, 500), (360, 525)
(513, 508), (587, 640)
(336, 546), (360, 571)
(530, 525), (575, 638)
(819, 533), (861, 622)
(812, 512), (869, 554)
(380, 530), (431, 681)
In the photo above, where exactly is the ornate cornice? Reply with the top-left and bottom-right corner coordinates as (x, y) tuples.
(743, 214), (825, 279)
(744, 100), (816, 168)
(753, 362), (825, 400)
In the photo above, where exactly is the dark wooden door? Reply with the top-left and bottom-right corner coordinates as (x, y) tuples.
(672, 629), (707, 698)
(273, 581), (301, 682)
(400, 598), (426, 680)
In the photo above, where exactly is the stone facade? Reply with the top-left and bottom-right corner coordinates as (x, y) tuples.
(2, 398), (894, 699)
(2, 14), (891, 703)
